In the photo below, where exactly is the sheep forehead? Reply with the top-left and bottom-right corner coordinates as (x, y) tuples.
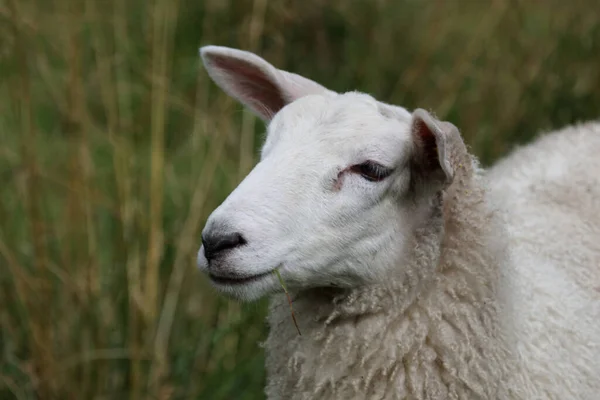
(263, 92), (412, 163)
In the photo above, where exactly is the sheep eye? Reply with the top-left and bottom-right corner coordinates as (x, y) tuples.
(350, 161), (393, 182)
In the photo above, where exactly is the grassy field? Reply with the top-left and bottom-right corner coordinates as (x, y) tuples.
(0, 0), (599, 399)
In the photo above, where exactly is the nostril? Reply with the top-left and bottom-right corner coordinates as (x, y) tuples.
(218, 232), (246, 251)
(202, 232), (246, 261)
(236, 233), (247, 246)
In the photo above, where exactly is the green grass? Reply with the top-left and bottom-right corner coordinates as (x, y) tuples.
(0, 0), (599, 398)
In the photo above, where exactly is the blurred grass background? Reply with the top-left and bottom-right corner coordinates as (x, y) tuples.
(0, 0), (599, 398)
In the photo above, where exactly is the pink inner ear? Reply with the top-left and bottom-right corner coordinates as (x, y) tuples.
(210, 54), (286, 119)
(413, 119), (439, 170)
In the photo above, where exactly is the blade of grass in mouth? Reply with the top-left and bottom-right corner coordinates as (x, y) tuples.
(273, 269), (301, 336)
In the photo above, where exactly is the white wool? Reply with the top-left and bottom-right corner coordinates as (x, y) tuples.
(487, 122), (600, 399)
(196, 45), (600, 399)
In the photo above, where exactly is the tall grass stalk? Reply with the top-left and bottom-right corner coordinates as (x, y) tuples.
(7, 0), (54, 397)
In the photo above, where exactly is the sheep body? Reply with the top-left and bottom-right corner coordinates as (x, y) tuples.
(487, 121), (600, 399)
(264, 122), (600, 400)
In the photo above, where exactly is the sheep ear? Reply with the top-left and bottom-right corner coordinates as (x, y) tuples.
(410, 108), (459, 186)
(200, 45), (333, 121)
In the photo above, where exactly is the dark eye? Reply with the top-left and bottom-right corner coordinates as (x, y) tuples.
(350, 160), (393, 182)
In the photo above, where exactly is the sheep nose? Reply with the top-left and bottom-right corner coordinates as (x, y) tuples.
(202, 231), (246, 262)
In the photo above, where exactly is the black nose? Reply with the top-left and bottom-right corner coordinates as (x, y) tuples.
(202, 232), (246, 262)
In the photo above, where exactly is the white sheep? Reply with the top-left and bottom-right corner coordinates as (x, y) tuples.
(196, 45), (600, 399)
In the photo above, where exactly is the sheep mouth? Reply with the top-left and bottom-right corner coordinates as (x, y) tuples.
(208, 270), (274, 285)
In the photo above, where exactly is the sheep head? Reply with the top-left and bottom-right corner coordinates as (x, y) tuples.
(197, 45), (464, 301)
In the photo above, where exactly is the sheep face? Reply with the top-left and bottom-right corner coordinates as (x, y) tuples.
(197, 46), (459, 301)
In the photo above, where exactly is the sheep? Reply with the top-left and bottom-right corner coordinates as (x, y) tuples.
(196, 45), (600, 399)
